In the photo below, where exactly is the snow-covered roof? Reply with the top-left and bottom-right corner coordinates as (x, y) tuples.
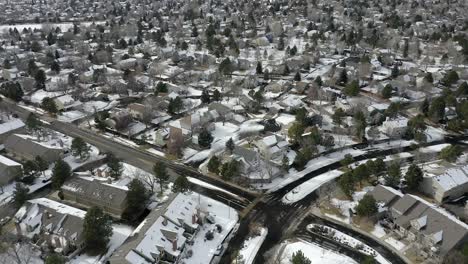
(0, 118), (25, 135)
(432, 165), (468, 192)
(0, 154), (21, 166)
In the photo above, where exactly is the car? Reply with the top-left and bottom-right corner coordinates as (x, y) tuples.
(0, 216), (11, 226)
(214, 244), (224, 256)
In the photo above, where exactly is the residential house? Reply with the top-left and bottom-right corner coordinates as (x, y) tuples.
(53, 94), (82, 111)
(230, 146), (281, 183)
(420, 165), (468, 203)
(254, 134), (289, 160)
(369, 185), (468, 260)
(4, 134), (64, 164)
(109, 193), (203, 264)
(61, 176), (129, 217)
(0, 155), (22, 185)
(0, 117), (25, 143)
(380, 116), (408, 138)
(128, 103), (149, 120)
(15, 198), (86, 255)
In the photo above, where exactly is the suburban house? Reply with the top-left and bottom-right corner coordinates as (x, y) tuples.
(128, 103), (149, 120)
(229, 146), (281, 183)
(0, 154), (22, 185)
(53, 94), (82, 111)
(253, 134), (289, 160)
(14, 198), (86, 255)
(4, 134), (65, 164)
(380, 116), (408, 138)
(61, 175), (129, 218)
(419, 165), (468, 203)
(109, 193), (202, 264)
(0, 117), (25, 143)
(369, 185), (468, 260)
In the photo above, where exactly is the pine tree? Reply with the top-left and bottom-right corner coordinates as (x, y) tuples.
(71, 137), (91, 160)
(201, 89), (211, 104)
(294, 71), (301, 81)
(207, 156), (221, 174)
(26, 113), (41, 133)
(41, 97), (58, 114)
(355, 194), (378, 217)
(256, 61), (263, 74)
(381, 84), (393, 99)
(199, 128), (214, 148)
(13, 183), (29, 208)
(45, 254), (66, 264)
(83, 206), (113, 254)
(173, 175), (190, 193)
(123, 179), (149, 221)
(226, 138), (235, 154)
(153, 162), (169, 194)
(212, 89), (221, 101)
(50, 60), (60, 73)
(107, 153), (123, 179)
(391, 65), (399, 78)
(35, 156), (48, 177)
(385, 163), (401, 188)
(35, 69), (46, 89)
(420, 98), (429, 116)
(291, 250), (311, 264)
(338, 69), (348, 85)
(405, 164), (423, 191)
(51, 159), (71, 189)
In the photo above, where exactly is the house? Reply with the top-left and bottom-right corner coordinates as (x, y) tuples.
(419, 165), (468, 203)
(0, 117), (25, 143)
(0, 155), (22, 185)
(4, 134), (64, 164)
(61, 176), (129, 218)
(369, 186), (468, 259)
(53, 94), (82, 111)
(109, 193), (203, 264)
(254, 134), (289, 160)
(128, 103), (149, 120)
(14, 198), (86, 255)
(380, 116), (408, 138)
(229, 146), (281, 183)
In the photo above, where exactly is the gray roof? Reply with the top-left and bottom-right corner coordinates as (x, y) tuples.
(61, 176), (128, 210)
(4, 134), (63, 163)
(369, 185), (402, 207)
(390, 195), (418, 217)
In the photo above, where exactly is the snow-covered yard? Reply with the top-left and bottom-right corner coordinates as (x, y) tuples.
(238, 228), (268, 264)
(69, 224), (134, 264)
(277, 239), (358, 264)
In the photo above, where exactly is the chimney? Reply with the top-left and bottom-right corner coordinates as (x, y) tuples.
(192, 214), (197, 224)
(172, 238), (177, 251)
(162, 217), (168, 226)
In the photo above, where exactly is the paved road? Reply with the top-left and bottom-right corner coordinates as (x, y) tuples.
(0, 99), (256, 210)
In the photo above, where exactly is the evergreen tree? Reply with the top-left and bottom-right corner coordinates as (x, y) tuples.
(13, 183), (29, 208)
(288, 122), (305, 143)
(22, 160), (39, 184)
(441, 70), (459, 86)
(362, 256), (376, 264)
(420, 98), (429, 116)
(294, 71), (301, 81)
(391, 64), (399, 78)
(155, 81), (168, 94)
(424, 72), (434, 83)
(291, 250), (311, 264)
(339, 171), (355, 197)
(107, 153), (123, 179)
(381, 84), (393, 99)
(226, 138), (235, 154)
(51, 159), (71, 189)
(50, 60), (60, 73)
(212, 89), (221, 101)
(123, 179), (149, 221)
(26, 113), (41, 132)
(439, 145), (462, 163)
(315, 76), (323, 87)
(173, 175), (190, 193)
(0, 81), (24, 101)
(168, 96), (183, 114)
(153, 162), (169, 194)
(355, 194), (378, 217)
(35, 156), (48, 177)
(71, 137), (91, 160)
(332, 108), (345, 127)
(256, 61), (263, 74)
(218, 57), (233, 75)
(344, 80), (360, 96)
(385, 162), (401, 188)
(41, 97), (58, 114)
(201, 89), (211, 104)
(338, 69), (348, 85)
(457, 82), (468, 96)
(428, 97), (446, 122)
(199, 128), (214, 148)
(83, 206), (113, 253)
(405, 164), (423, 191)
(45, 254), (66, 264)
(207, 156), (221, 174)
(35, 69), (46, 89)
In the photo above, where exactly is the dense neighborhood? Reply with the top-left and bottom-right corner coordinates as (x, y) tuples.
(0, 0), (468, 264)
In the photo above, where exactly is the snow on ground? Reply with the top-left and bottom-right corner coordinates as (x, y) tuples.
(238, 228), (268, 264)
(147, 148), (166, 157)
(278, 239), (358, 264)
(0, 243), (43, 264)
(184, 192), (239, 264)
(307, 224), (391, 264)
(0, 171), (52, 206)
(57, 110), (87, 123)
(282, 170), (343, 204)
(187, 177), (240, 198)
(29, 89), (65, 104)
(384, 237), (405, 250)
(266, 147), (366, 192)
(371, 223), (387, 239)
(424, 126), (446, 142)
(63, 143), (104, 170)
(69, 224), (134, 264)
(329, 187), (375, 224)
